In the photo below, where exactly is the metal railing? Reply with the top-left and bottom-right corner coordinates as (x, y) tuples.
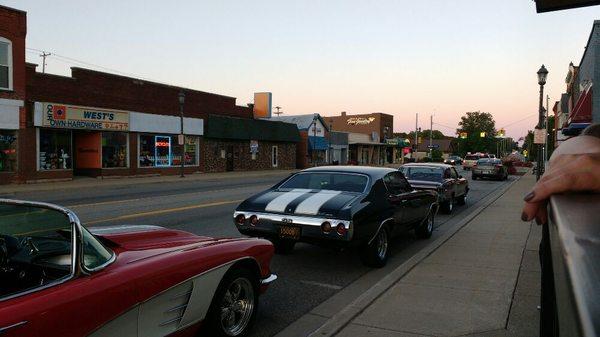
(541, 193), (600, 337)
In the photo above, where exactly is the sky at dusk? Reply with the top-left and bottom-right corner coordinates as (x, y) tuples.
(6, 0), (600, 139)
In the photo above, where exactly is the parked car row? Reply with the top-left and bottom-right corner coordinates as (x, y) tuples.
(0, 161), (511, 337)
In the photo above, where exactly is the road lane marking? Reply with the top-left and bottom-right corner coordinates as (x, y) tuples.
(85, 199), (243, 225)
(67, 184), (270, 208)
(299, 280), (343, 290)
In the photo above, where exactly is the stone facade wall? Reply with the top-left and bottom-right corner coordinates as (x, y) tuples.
(203, 139), (296, 173)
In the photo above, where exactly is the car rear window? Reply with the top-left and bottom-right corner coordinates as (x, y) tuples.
(399, 166), (443, 182)
(279, 172), (368, 193)
(465, 155), (479, 160)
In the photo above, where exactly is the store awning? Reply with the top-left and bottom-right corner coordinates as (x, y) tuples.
(205, 115), (300, 142)
(562, 123), (591, 136)
(569, 87), (592, 124)
(308, 136), (330, 151)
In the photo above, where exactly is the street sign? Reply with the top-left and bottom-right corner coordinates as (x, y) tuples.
(534, 129), (546, 144)
(427, 144), (440, 149)
(178, 134), (184, 145)
(250, 140), (259, 153)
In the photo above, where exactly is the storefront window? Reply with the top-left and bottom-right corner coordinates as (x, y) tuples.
(39, 129), (72, 170)
(102, 132), (128, 168)
(0, 131), (17, 172)
(139, 134), (198, 167)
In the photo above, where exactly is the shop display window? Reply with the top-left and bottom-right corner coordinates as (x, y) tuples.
(139, 134), (198, 167)
(39, 129), (72, 170)
(0, 131), (17, 172)
(102, 132), (128, 168)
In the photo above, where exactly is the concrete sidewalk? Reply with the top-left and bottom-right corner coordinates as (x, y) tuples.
(312, 173), (540, 337)
(0, 169), (297, 194)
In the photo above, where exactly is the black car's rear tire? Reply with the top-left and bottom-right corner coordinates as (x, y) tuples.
(271, 238), (296, 255)
(472, 175), (478, 180)
(360, 226), (389, 268)
(441, 196), (454, 214)
(204, 268), (258, 337)
(415, 212), (434, 239)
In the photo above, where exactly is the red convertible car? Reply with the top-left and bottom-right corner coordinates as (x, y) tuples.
(0, 199), (276, 337)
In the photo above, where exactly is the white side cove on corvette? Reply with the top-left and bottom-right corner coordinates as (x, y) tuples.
(265, 189), (312, 213)
(294, 190), (341, 215)
(89, 261), (235, 337)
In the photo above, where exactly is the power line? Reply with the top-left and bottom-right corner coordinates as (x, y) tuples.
(25, 47), (164, 84)
(432, 121), (457, 131)
(499, 113), (537, 129)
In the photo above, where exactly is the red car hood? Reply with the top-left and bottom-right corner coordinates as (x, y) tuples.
(90, 225), (243, 251)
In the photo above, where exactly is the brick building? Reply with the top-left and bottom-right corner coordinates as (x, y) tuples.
(324, 112), (396, 165)
(0, 4), (298, 184)
(0, 5), (26, 184)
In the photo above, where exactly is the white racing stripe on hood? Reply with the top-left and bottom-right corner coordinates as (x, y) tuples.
(294, 190), (341, 215)
(265, 189), (312, 213)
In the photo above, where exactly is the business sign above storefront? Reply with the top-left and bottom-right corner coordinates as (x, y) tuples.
(347, 117), (375, 125)
(40, 103), (130, 131)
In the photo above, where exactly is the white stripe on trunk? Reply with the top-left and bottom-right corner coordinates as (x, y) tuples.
(265, 189), (312, 213)
(294, 190), (341, 215)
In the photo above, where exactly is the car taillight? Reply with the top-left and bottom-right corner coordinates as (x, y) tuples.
(336, 223), (346, 236)
(321, 221), (331, 234)
(235, 214), (246, 225)
(495, 164), (503, 168)
(249, 215), (259, 226)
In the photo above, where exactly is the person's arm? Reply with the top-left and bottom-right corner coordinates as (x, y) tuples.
(521, 134), (600, 224)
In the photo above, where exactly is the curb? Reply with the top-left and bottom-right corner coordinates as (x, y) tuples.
(308, 174), (526, 337)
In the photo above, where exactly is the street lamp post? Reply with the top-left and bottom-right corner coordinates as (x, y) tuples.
(536, 65), (548, 181)
(178, 91), (185, 178)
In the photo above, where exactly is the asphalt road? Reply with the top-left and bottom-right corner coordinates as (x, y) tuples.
(5, 167), (516, 337)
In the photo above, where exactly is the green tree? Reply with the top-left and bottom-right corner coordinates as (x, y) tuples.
(456, 111), (497, 156)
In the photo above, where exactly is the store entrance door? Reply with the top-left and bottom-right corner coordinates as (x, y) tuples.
(225, 146), (234, 171)
(72, 131), (102, 177)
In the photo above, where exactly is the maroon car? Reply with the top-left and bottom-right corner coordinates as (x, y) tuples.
(0, 199), (276, 337)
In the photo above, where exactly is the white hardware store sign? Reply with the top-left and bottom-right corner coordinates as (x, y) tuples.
(40, 102), (130, 131)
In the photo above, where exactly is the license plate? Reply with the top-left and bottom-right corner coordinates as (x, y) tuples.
(279, 225), (301, 240)
(483, 170), (491, 174)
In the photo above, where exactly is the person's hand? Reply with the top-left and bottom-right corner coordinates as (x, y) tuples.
(522, 152), (600, 224)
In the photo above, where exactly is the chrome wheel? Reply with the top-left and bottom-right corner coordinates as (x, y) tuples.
(427, 214), (433, 233)
(220, 277), (255, 336)
(376, 229), (388, 260)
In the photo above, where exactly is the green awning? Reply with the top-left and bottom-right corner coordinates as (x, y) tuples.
(205, 115), (300, 142)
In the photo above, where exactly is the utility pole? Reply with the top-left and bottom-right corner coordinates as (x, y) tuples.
(40, 52), (50, 73)
(274, 106), (283, 117)
(545, 94), (550, 166)
(429, 114), (433, 159)
(414, 113), (418, 160)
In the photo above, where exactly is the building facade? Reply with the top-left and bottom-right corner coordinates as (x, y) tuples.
(0, 5), (26, 184)
(324, 112), (394, 142)
(265, 114), (330, 168)
(0, 5), (298, 184)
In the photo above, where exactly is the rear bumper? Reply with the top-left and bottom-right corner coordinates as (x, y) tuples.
(234, 211), (353, 243)
(472, 169), (502, 178)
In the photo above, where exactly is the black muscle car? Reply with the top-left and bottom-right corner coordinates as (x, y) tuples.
(233, 166), (438, 267)
(399, 163), (469, 214)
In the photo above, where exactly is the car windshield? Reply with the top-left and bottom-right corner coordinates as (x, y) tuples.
(399, 166), (443, 182)
(0, 203), (73, 300)
(279, 172), (368, 193)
